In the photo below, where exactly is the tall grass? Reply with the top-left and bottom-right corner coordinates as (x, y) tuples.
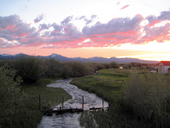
(0, 65), (71, 128)
(70, 69), (128, 103)
(72, 69), (170, 128)
(123, 70), (170, 127)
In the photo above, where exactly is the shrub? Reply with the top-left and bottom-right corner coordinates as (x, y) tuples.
(13, 55), (44, 84)
(0, 65), (25, 128)
(61, 62), (91, 78)
(123, 71), (170, 127)
(70, 62), (90, 77)
(43, 58), (62, 78)
(103, 63), (111, 69)
(110, 61), (119, 68)
(93, 63), (106, 71)
(84, 62), (95, 74)
(61, 62), (73, 78)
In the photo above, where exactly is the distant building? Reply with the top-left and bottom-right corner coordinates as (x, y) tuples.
(157, 61), (170, 74)
(119, 67), (123, 69)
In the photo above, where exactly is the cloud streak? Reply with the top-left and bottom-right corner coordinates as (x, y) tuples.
(120, 5), (129, 10)
(0, 11), (170, 49)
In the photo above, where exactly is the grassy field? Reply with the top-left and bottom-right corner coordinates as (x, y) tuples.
(10, 78), (72, 128)
(71, 68), (170, 128)
(70, 68), (130, 103)
(22, 78), (72, 110)
(71, 68), (132, 128)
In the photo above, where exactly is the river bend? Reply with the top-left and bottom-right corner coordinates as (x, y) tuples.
(38, 78), (108, 128)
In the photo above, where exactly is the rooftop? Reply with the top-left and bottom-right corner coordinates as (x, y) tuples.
(159, 61), (170, 66)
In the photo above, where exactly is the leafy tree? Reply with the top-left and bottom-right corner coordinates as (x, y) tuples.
(110, 61), (119, 68)
(69, 62), (90, 77)
(103, 63), (111, 69)
(130, 62), (141, 67)
(92, 63), (106, 71)
(61, 62), (90, 78)
(44, 58), (62, 78)
(61, 62), (73, 78)
(0, 65), (25, 127)
(13, 55), (44, 84)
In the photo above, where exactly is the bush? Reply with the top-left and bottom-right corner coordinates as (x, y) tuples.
(103, 63), (111, 69)
(70, 62), (90, 77)
(13, 55), (44, 84)
(43, 58), (62, 78)
(110, 61), (119, 68)
(123, 71), (170, 127)
(0, 65), (25, 128)
(93, 63), (106, 71)
(61, 62), (91, 78)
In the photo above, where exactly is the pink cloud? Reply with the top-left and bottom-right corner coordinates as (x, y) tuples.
(0, 11), (170, 49)
(15, 33), (27, 37)
(134, 23), (170, 44)
(55, 31), (59, 33)
(120, 5), (129, 10)
(147, 20), (162, 27)
(88, 31), (138, 46)
(0, 25), (16, 31)
(10, 27), (18, 32)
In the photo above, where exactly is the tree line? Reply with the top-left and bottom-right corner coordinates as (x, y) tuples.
(0, 55), (119, 84)
(0, 55), (119, 127)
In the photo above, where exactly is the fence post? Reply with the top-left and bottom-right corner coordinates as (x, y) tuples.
(82, 96), (84, 110)
(62, 97), (64, 110)
(102, 99), (104, 110)
(39, 94), (41, 111)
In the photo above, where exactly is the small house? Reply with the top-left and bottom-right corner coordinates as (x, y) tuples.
(157, 61), (170, 74)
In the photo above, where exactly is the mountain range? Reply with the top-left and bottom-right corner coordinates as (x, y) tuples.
(0, 53), (158, 64)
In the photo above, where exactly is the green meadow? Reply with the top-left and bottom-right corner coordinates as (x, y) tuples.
(0, 56), (119, 128)
(1, 56), (170, 128)
(71, 68), (170, 128)
(70, 68), (129, 103)
(0, 67), (71, 128)
(13, 81), (71, 128)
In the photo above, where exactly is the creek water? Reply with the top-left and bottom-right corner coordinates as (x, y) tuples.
(38, 78), (108, 128)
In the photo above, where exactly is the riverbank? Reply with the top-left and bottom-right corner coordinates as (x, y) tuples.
(70, 68), (129, 127)
(38, 78), (108, 128)
(70, 68), (128, 104)
(13, 78), (72, 128)
(70, 68), (170, 128)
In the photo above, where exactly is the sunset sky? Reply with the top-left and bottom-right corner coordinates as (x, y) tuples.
(0, 0), (170, 61)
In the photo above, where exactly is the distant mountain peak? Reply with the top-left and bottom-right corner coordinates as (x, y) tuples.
(1, 54), (12, 56)
(50, 53), (61, 57)
(0, 53), (158, 64)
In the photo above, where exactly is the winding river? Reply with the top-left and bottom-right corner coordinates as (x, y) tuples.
(38, 78), (108, 128)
